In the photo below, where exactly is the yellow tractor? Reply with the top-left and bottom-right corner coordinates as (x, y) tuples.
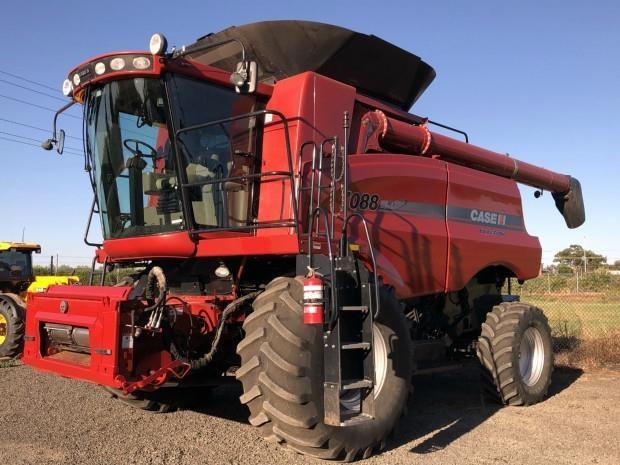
(0, 242), (79, 359)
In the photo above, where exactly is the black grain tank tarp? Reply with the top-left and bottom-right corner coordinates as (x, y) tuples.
(185, 20), (436, 110)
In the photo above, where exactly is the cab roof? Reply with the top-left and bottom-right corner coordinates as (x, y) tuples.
(0, 242), (41, 253)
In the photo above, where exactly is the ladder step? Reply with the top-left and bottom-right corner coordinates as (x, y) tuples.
(341, 306), (369, 314)
(341, 342), (371, 350)
(341, 379), (373, 391)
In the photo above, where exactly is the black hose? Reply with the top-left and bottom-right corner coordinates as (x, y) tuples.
(145, 266), (167, 312)
(170, 291), (261, 370)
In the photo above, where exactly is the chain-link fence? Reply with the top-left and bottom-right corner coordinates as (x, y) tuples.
(506, 271), (620, 363)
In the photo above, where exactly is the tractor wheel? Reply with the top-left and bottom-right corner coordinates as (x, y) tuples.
(102, 387), (178, 413)
(236, 277), (412, 462)
(477, 302), (554, 406)
(0, 294), (25, 359)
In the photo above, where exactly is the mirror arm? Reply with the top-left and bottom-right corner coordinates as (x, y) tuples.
(42, 100), (76, 151)
(52, 101), (76, 140)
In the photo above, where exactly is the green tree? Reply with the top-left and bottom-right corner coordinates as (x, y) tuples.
(553, 244), (607, 270)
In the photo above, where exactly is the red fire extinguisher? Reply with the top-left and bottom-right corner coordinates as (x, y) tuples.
(303, 269), (324, 325)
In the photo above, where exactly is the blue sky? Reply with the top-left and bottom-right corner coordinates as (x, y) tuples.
(0, 0), (618, 267)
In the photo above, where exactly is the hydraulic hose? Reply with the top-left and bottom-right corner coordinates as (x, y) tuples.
(145, 266), (167, 312)
(170, 291), (261, 370)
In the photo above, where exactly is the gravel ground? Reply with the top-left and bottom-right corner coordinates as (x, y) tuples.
(0, 363), (618, 465)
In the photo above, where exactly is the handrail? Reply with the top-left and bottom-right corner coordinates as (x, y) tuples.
(174, 109), (299, 236)
(341, 212), (381, 319)
(181, 170), (292, 189)
(299, 141), (318, 233)
(307, 207), (337, 328)
(84, 195), (103, 248)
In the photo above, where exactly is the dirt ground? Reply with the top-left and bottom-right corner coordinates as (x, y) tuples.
(0, 363), (618, 465)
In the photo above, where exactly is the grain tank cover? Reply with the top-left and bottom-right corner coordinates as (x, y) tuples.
(186, 20), (436, 110)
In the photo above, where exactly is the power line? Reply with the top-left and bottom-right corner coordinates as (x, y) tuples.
(0, 130), (83, 153)
(0, 78), (67, 102)
(0, 94), (81, 119)
(0, 136), (82, 157)
(0, 117), (82, 140)
(0, 69), (61, 93)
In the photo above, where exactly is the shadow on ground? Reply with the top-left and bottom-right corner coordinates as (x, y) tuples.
(181, 364), (583, 452)
(387, 365), (583, 454)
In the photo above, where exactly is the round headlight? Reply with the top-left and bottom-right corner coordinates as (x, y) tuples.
(94, 62), (106, 75)
(133, 56), (151, 70)
(214, 263), (231, 278)
(149, 33), (168, 55)
(62, 79), (73, 96)
(110, 57), (126, 71)
(72, 73), (81, 86)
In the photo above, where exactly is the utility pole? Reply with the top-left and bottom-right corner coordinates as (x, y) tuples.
(21, 227), (25, 242)
(50, 255), (54, 275)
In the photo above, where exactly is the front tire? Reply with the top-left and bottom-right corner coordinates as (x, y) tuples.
(102, 387), (178, 413)
(477, 302), (554, 406)
(236, 277), (412, 461)
(0, 294), (25, 359)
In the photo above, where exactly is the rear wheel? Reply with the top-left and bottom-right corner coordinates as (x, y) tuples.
(477, 302), (553, 406)
(236, 277), (412, 461)
(0, 294), (25, 359)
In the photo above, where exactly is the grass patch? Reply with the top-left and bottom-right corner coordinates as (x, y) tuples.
(555, 329), (620, 370)
(0, 358), (19, 368)
(520, 294), (620, 338)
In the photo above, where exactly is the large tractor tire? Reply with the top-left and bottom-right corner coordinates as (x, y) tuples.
(236, 277), (412, 461)
(102, 386), (179, 413)
(0, 294), (25, 359)
(477, 302), (553, 406)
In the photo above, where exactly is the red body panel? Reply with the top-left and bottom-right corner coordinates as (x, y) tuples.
(445, 163), (541, 290)
(346, 155), (449, 296)
(344, 154), (541, 298)
(22, 286), (131, 387)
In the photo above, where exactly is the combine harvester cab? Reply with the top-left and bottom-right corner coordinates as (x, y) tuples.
(23, 21), (584, 461)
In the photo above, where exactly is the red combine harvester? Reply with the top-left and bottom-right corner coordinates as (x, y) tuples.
(22, 21), (583, 461)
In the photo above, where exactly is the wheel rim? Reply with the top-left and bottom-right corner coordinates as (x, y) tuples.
(0, 313), (7, 346)
(519, 326), (545, 387)
(339, 325), (388, 412)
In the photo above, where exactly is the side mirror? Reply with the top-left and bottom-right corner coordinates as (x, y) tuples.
(56, 129), (65, 155)
(230, 61), (257, 94)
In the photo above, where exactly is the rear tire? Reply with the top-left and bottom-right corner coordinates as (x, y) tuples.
(236, 277), (412, 461)
(477, 302), (553, 406)
(0, 294), (25, 359)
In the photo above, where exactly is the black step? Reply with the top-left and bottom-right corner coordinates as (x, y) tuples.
(341, 379), (373, 391)
(341, 305), (369, 314)
(341, 342), (371, 350)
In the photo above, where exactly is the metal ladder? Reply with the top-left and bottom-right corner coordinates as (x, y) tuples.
(323, 253), (377, 426)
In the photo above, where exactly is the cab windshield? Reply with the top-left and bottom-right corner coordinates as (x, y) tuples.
(86, 78), (179, 239)
(85, 76), (261, 240)
(0, 250), (32, 282)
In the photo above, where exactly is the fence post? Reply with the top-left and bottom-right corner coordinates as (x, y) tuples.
(576, 270), (579, 294)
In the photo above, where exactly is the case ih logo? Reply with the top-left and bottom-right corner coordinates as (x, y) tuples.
(470, 209), (507, 226)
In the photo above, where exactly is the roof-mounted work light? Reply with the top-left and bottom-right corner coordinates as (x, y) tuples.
(149, 33), (168, 55)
